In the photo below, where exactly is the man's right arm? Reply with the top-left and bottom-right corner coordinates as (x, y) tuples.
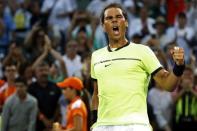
(1, 99), (11, 131)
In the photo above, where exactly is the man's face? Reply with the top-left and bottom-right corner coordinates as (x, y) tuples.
(5, 65), (17, 81)
(156, 23), (165, 34)
(178, 17), (186, 28)
(102, 7), (128, 40)
(15, 82), (27, 97)
(35, 65), (49, 83)
(66, 41), (78, 56)
(181, 69), (194, 89)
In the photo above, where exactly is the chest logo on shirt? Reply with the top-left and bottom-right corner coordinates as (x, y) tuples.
(104, 64), (112, 67)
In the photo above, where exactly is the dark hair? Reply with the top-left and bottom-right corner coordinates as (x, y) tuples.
(178, 12), (186, 19)
(100, 3), (128, 24)
(36, 61), (49, 68)
(2, 63), (17, 72)
(14, 77), (27, 86)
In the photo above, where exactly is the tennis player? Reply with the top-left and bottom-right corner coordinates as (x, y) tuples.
(91, 3), (185, 131)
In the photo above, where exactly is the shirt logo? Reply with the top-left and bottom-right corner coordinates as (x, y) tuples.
(105, 64), (111, 67)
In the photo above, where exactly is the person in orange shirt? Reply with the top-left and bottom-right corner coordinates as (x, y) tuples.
(54, 77), (88, 131)
(0, 64), (17, 112)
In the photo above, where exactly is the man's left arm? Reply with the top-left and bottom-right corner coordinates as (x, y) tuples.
(153, 47), (185, 91)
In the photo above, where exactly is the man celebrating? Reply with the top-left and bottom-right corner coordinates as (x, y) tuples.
(91, 3), (185, 131)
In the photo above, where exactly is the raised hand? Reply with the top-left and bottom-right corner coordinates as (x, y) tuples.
(171, 46), (185, 65)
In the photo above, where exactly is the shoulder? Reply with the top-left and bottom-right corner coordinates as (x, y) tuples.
(4, 94), (16, 105)
(0, 80), (5, 86)
(129, 43), (152, 52)
(71, 99), (83, 110)
(27, 94), (38, 103)
(28, 82), (38, 92)
(48, 82), (61, 92)
(129, 42), (148, 48)
(92, 46), (108, 56)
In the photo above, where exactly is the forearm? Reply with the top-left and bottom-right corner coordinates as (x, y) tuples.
(50, 49), (64, 62)
(160, 71), (180, 91)
(91, 84), (98, 110)
(154, 63), (185, 92)
(155, 46), (185, 91)
(31, 51), (48, 70)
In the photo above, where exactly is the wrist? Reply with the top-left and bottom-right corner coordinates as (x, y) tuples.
(173, 63), (185, 77)
(91, 110), (97, 124)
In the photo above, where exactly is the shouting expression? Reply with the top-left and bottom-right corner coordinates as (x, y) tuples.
(102, 7), (128, 41)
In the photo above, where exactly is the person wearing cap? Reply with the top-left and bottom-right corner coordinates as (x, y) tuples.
(150, 16), (171, 51)
(54, 77), (88, 131)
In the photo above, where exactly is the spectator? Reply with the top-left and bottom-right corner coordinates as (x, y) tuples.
(29, 0), (42, 27)
(62, 40), (83, 79)
(149, 16), (171, 51)
(167, 12), (194, 64)
(13, 0), (32, 43)
(28, 61), (61, 131)
(54, 77), (88, 131)
(24, 25), (47, 63)
(0, 19), (9, 55)
(67, 11), (96, 49)
(0, 0), (15, 56)
(166, 0), (186, 25)
(1, 77), (38, 131)
(172, 66), (197, 131)
(129, 6), (155, 43)
(148, 82), (174, 131)
(2, 42), (26, 71)
(41, 0), (77, 33)
(75, 26), (92, 56)
(0, 63), (17, 112)
(30, 35), (67, 82)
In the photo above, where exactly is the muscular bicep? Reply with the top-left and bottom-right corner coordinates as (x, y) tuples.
(153, 68), (170, 89)
(153, 68), (170, 81)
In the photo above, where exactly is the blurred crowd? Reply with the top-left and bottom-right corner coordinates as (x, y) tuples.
(0, 0), (196, 131)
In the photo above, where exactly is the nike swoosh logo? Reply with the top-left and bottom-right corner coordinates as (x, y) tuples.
(105, 64), (111, 67)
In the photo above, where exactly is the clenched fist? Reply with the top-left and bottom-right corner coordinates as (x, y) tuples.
(171, 46), (185, 65)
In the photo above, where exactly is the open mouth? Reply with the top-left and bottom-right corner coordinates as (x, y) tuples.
(112, 26), (120, 35)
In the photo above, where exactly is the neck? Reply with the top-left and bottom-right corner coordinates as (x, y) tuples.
(67, 53), (76, 60)
(179, 24), (185, 29)
(109, 38), (128, 48)
(7, 79), (15, 86)
(18, 93), (27, 101)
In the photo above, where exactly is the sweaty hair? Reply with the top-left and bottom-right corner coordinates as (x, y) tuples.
(100, 3), (128, 24)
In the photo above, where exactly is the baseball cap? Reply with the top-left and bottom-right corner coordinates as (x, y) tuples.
(57, 77), (83, 90)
